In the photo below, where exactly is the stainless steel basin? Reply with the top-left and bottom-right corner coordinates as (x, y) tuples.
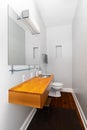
(39, 74), (51, 78)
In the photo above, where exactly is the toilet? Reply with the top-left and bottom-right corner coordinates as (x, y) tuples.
(48, 82), (64, 97)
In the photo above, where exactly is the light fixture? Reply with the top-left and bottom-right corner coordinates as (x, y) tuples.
(17, 10), (40, 35)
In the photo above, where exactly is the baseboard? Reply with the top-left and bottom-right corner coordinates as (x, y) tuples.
(61, 87), (87, 129)
(61, 87), (73, 93)
(72, 92), (87, 130)
(19, 108), (37, 130)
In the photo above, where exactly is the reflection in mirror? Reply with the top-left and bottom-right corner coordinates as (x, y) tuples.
(8, 6), (25, 65)
(8, 6), (40, 65)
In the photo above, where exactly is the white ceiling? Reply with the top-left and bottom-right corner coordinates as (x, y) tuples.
(34, 0), (78, 27)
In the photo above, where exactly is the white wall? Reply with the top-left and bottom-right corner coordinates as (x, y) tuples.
(72, 0), (87, 119)
(47, 25), (72, 88)
(0, 0), (46, 130)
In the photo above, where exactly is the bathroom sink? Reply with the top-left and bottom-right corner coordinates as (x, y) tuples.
(39, 74), (51, 78)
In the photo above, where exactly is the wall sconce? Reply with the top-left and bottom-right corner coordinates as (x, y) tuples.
(18, 10), (40, 35)
(56, 45), (62, 58)
(33, 47), (38, 59)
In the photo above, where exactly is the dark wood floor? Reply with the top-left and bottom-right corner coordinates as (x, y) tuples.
(27, 92), (85, 130)
(50, 92), (85, 130)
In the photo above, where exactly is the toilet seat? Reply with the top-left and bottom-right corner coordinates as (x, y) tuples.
(52, 82), (63, 90)
(52, 82), (63, 86)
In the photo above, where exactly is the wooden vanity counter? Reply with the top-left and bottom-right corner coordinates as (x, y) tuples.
(9, 75), (53, 108)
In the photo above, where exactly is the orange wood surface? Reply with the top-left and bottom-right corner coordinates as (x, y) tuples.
(9, 75), (53, 108)
(9, 75), (53, 94)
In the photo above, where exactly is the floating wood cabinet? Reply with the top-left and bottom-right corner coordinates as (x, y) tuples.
(8, 75), (53, 108)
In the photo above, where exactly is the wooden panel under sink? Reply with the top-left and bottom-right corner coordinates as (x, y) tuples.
(8, 75), (53, 108)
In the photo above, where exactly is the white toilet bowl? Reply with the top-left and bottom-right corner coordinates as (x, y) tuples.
(48, 82), (64, 97)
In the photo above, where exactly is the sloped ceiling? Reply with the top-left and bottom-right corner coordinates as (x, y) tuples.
(34, 0), (78, 27)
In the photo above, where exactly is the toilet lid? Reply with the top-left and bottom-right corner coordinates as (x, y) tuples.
(52, 82), (64, 86)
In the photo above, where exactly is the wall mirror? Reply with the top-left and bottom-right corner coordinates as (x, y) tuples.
(8, 6), (40, 65)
